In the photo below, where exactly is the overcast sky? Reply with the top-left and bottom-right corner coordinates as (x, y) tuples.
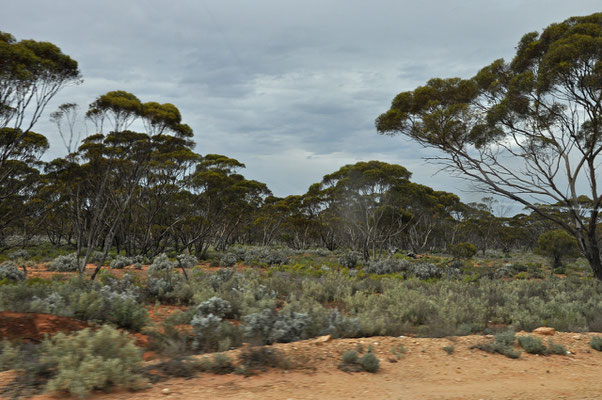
(2, 1), (601, 207)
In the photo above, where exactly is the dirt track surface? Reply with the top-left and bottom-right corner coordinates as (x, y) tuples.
(17, 332), (602, 400)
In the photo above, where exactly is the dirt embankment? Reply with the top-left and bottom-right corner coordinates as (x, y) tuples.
(2, 319), (598, 400)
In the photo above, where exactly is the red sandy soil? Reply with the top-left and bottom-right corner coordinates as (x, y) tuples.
(0, 311), (89, 343)
(15, 332), (602, 400)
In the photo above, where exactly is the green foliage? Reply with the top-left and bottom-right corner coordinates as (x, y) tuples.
(358, 352), (380, 373)
(0, 339), (20, 371)
(201, 353), (235, 374)
(448, 242), (477, 259)
(517, 335), (547, 354)
(474, 330), (521, 359)
(243, 308), (311, 345)
(238, 345), (290, 373)
(110, 255), (133, 269)
(0, 261), (24, 282)
(41, 325), (147, 397)
(338, 251), (362, 268)
(536, 230), (580, 268)
(48, 253), (79, 272)
(590, 336), (602, 351)
(342, 350), (359, 364)
(220, 252), (238, 267)
(546, 340), (567, 355)
(442, 345), (455, 354)
(364, 258), (410, 275)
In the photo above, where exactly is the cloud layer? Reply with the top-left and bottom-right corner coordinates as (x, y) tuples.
(2, 0), (601, 205)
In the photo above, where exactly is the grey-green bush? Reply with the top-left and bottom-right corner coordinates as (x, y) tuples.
(41, 325), (147, 397)
(48, 253), (79, 272)
(0, 261), (25, 282)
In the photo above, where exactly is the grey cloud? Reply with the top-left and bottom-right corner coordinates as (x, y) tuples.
(3, 0), (602, 203)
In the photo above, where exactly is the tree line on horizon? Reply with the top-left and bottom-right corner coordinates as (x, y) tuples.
(2, 12), (601, 278)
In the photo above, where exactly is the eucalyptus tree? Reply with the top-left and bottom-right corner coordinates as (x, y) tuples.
(376, 13), (602, 278)
(313, 161), (413, 259)
(46, 91), (195, 278)
(0, 32), (79, 248)
(184, 154), (271, 256)
(0, 31), (80, 166)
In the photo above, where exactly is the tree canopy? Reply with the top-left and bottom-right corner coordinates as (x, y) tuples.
(376, 13), (602, 278)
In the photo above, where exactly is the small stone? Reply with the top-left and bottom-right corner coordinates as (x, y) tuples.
(162, 388), (171, 395)
(313, 335), (332, 345)
(533, 327), (556, 336)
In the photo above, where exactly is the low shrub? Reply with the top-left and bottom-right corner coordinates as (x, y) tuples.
(358, 352), (380, 373)
(48, 253), (79, 272)
(339, 349), (379, 373)
(41, 325), (148, 397)
(342, 350), (359, 364)
(220, 253), (238, 268)
(243, 308), (311, 345)
(110, 255), (133, 269)
(0, 261), (25, 282)
(238, 345), (290, 373)
(338, 251), (361, 268)
(517, 335), (547, 354)
(201, 353), (235, 374)
(363, 258), (410, 275)
(442, 345), (455, 355)
(590, 336), (602, 351)
(473, 330), (521, 359)
(195, 296), (233, 319)
(546, 340), (568, 355)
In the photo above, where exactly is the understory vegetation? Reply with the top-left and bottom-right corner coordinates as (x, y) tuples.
(0, 246), (598, 397)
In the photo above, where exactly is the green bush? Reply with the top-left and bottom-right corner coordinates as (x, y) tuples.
(474, 330), (521, 359)
(41, 325), (147, 397)
(201, 353), (235, 374)
(590, 336), (602, 351)
(536, 230), (580, 269)
(49, 253), (79, 272)
(448, 242), (477, 259)
(342, 350), (359, 364)
(517, 335), (547, 354)
(0, 261), (25, 282)
(358, 352), (380, 373)
(238, 345), (290, 373)
(546, 340), (568, 355)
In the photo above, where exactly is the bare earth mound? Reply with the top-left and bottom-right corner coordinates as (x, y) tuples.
(0, 311), (89, 342)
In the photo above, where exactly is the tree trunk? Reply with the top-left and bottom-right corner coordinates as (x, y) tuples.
(581, 230), (602, 280)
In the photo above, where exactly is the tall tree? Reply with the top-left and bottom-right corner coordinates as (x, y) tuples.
(376, 13), (602, 278)
(0, 31), (79, 248)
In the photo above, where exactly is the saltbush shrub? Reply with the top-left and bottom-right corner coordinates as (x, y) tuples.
(0, 261), (25, 282)
(243, 308), (311, 344)
(48, 253), (79, 272)
(110, 255), (133, 269)
(590, 336), (602, 351)
(195, 297), (233, 319)
(358, 352), (380, 373)
(41, 325), (147, 397)
(410, 263), (442, 280)
(342, 349), (359, 364)
(338, 251), (361, 268)
(363, 258), (410, 274)
(220, 253), (238, 268)
(517, 335), (547, 354)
